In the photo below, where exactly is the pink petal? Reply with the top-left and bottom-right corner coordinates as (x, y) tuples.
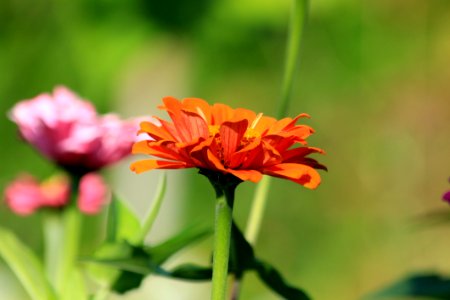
(77, 173), (109, 215)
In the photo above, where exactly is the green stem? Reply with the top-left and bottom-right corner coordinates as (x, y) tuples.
(244, 176), (271, 245)
(246, 0), (308, 246)
(211, 192), (234, 300)
(133, 173), (167, 245)
(240, 0), (309, 298)
(54, 177), (82, 294)
(278, 0), (309, 118)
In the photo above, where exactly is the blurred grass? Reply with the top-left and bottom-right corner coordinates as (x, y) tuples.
(1, 0), (450, 299)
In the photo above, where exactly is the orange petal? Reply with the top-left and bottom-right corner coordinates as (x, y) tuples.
(206, 149), (226, 171)
(229, 138), (262, 168)
(231, 108), (256, 123)
(219, 119), (248, 163)
(267, 113), (310, 134)
(132, 140), (184, 161)
(181, 98), (212, 123)
(161, 97), (210, 143)
(130, 159), (190, 174)
(282, 147), (325, 161)
(228, 169), (262, 183)
(253, 115), (276, 134)
(138, 121), (174, 141)
(211, 103), (234, 125)
(263, 163), (321, 189)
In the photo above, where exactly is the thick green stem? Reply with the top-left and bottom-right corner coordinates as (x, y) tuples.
(54, 177), (82, 294)
(43, 212), (64, 285)
(133, 172), (167, 245)
(211, 193), (233, 300)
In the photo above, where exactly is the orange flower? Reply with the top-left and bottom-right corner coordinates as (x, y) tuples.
(130, 97), (326, 188)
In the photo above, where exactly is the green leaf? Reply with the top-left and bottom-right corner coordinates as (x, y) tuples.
(168, 264), (213, 280)
(106, 194), (141, 243)
(85, 242), (133, 285)
(368, 273), (450, 299)
(84, 225), (211, 294)
(0, 227), (56, 300)
(229, 221), (310, 299)
(254, 259), (310, 300)
(229, 221), (257, 277)
(85, 244), (158, 294)
(150, 225), (212, 264)
(61, 269), (88, 300)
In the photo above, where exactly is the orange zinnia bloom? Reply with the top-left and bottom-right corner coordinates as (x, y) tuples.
(130, 97), (326, 188)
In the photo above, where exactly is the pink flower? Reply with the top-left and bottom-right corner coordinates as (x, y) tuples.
(4, 174), (69, 215)
(9, 86), (138, 175)
(78, 173), (109, 215)
(443, 178), (450, 204)
(4, 173), (109, 215)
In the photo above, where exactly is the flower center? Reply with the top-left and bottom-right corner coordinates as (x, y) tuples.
(208, 125), (220, 136)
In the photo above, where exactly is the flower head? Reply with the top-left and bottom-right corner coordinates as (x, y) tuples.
(78, 173), (109, 215)
(4, 174), (70, 215)
(9, 86), (138, 175)
(443, 178), (450, 204)
(4, 173), (109, 215)
(131, 97), (326, 188)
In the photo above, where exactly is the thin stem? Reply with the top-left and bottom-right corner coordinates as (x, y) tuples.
(54, 177), (82, 294)
(239, 0), (309, 299)
(244, 176), (271, 244)
(133, 172), (167, 245)
(211, 192), (234, 300)
(278, 0), (309, 118)
(246, 0), (308, 247)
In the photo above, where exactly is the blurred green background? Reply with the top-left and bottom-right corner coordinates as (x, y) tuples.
(1, 0), (450, 299)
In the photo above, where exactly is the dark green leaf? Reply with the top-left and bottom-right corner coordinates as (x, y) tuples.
(229, 221), (310, 299)
(168, 264), (213, 280)
(229, 221), (257, 277)
(84, 225), (211, 294)
(368, 273), (450, 299)
(254, 259), (310, 300)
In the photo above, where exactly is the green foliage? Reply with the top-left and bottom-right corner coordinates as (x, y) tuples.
(229, 221), (311, 300)
(85, 196), (212, 294)
(150, 225), (212, 264)
(0, 227), (56, 300)
(106, 194), (141, 243)
(369, 274), (450, 300)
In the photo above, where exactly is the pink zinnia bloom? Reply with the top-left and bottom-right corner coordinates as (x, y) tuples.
(78, 173), (109, 215)
(4, 174), (69, 215)
(4, 173), (109, 215)
(443, 178), (450, 204)
(9, 86), (138, 175)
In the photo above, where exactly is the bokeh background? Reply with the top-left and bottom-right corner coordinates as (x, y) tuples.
(1, 0), (450, 299)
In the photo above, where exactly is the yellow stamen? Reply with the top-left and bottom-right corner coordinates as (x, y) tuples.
(196, 107), (207, 121)
(250, 113), (263, 129)
(209, 125), (220, 136)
